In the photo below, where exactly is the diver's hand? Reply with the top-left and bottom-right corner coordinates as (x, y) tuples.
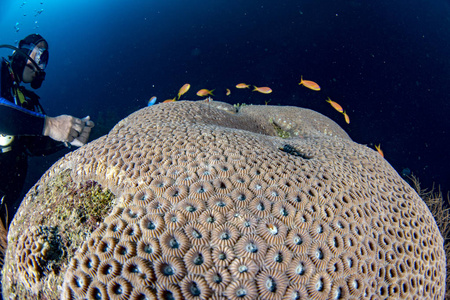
(43, 115), (94, 147)
(70, 116), (95, 147)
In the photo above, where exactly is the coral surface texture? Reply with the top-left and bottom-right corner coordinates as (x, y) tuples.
(2, 101), (446, 299)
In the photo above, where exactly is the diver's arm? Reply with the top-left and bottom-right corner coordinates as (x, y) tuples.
(0, 96), (45, 135)
(0, 97), (94, 146)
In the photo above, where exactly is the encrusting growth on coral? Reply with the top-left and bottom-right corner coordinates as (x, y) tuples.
(2, 169), (114, 299)
(1, 100), (446, 299)
(409, 175), (450, 299)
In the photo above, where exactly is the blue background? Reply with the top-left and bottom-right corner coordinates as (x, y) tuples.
(1, 0), (449, 198)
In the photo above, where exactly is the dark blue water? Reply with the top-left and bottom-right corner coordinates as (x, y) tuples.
(1, 0), (449, 197)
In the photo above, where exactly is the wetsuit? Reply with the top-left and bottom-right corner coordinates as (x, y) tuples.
(0, 58), (65, 227)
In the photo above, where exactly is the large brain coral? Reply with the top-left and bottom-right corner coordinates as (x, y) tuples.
(2, 101), (446, 299)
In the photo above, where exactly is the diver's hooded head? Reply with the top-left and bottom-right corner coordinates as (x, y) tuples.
(10, 34), (49, 89)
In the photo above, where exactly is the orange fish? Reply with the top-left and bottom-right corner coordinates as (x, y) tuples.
(375, 144), (384, 157)
(236, 83), (250, 89)
(178, 83), (190, 100)
(342, 110), (350, 124)
(197, 89), (214, 97)
(298, 75), (321, 91)
(326, 97), (344, 113)
(226, 88), (231, 96)
(163, 98), (176, 103)
(253, 86), (272, 94)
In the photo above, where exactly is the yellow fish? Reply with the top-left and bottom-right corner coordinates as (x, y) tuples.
(326, 97), (344, 113)
(342, 110), (350, 124)
(162, 97), (176, 103)
(236, 83), (250, 89)
(197, 89), (214, 97)
(226, 88), (231, 96)
(253, 86), (272, 94)
(298, 75), (321, 91)
(375, 144), (384, 157)
(178, 83), (190, 100)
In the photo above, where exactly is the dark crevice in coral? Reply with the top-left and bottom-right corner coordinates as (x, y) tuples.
(279, 144), (312, 159)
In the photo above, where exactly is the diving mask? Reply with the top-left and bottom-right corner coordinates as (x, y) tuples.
(20, 44), (48, 89)
(25, 44), (49, 70)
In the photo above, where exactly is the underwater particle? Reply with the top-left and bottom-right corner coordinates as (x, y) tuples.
(253, 86), (272, 94)
(15, 22), (20, 32)
(298, 75), (321, 91)
(34, 9), (44, 17)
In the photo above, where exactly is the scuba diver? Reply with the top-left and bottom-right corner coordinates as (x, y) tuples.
(0, 34), (95, 229)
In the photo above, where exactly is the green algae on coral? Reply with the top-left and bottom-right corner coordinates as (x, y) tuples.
(269, 117), (291, 138)
(3, 168), (115, 299)
(233, 103), (247, 112)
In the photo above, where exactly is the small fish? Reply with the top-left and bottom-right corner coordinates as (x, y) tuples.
(147, 96), (157, 106)
(226, 88), (231, 96)
(197, 89), (214, 97)
(375, 144), (384, 157)
(253, 86), (272, 94)
(298, 75), (321, 91)
(236, 83), (250, 89)
(178, 83), (190, 100)
(326, 97), (344, 113)
(342, 110), (350, 124)
(162, 97), (176, 103)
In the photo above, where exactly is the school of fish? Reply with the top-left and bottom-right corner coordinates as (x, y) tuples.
(146, 77), (383, 157)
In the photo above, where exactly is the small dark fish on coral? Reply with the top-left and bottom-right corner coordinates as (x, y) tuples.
(279, 144), (312, 159)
